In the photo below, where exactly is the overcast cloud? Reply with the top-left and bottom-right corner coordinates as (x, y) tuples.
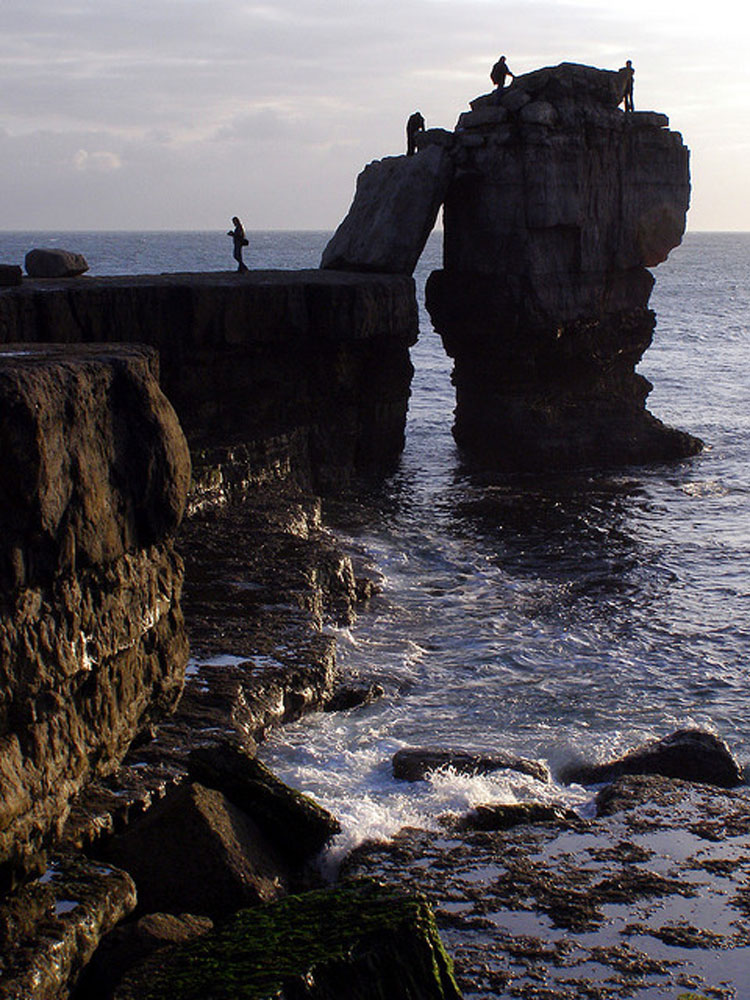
(2, 0), (748, 229)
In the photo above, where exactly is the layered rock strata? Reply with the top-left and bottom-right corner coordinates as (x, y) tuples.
(424, 62), (702, 470)
(0, 344), (191, 888)
(0, 270), (418, 494)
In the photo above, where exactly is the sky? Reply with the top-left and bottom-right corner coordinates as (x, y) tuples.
(2, 0), (748, 231)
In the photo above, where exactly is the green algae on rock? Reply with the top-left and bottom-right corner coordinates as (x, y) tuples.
(114, 880), (462, 1000)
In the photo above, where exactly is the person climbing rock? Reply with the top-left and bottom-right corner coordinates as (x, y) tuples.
(490, 55), (515, 90)
(406, 111), (425, 156)
(619, 59), (635, 112)
(228, 216), (249, 272)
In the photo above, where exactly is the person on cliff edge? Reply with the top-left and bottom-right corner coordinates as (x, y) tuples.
(619, 59), (635, 112)
(406, 111), (425, 156)
(490, 55), (515, 94)
(228, 216), (249, 272)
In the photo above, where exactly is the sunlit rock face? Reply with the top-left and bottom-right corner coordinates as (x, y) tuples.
(426, 62), (702, 471)
(0, 344), (190, 888)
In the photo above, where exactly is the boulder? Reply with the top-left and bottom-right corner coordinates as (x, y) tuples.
(456, 107), (508, 130)
(456, 802), (580, 832)
(102, 782), (289, 920)
(392, 747), (550, 783)
(324, 681), (384, 713)
(24, 248), (89, 278)
(113, 880), (462, 1000)
(560, 729), (744, 789)
(0, 854), (136, 1000)
(0, 265), (22, 287)
(520, 100), (558, 126)
(320, 145), (454, 275)
(187, 741), (340, 865)
(76, 912), (213, 1000)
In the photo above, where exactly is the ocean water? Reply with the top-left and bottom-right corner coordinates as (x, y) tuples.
(3, 229), (749, 861)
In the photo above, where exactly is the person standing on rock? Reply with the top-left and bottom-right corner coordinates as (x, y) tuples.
(406, 111), (425, 156)
(228, 216), (249, 272)
(619, 59), (635, 112)
(490, 55), (515, 91)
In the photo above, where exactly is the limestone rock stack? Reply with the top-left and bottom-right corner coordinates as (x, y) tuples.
(425, 62), (701, 470)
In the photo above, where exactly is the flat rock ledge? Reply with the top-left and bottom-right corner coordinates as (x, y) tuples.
(345, 773), (750, 998)
(0, 270), (419, 495)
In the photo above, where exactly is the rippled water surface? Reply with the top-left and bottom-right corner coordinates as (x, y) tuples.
(3, 228), (748, 854)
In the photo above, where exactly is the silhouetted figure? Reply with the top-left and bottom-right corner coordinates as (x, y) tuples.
(619, 59), (635, 112)
(406, 111), (425, 156)
(228, 216), (249, 272)
(490, 55), (515, 90)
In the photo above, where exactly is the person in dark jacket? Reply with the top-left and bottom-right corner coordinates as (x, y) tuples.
(406, 111), (425, 156)
(619, 59), (635, 111)
(228, 216), (248, 272)
(490, 55), (515, 90)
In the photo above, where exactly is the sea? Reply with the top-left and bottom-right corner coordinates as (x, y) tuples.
(3, 229), (749, 864)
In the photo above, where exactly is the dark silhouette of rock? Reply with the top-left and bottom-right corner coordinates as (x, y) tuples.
(24, 248), (89, 277)
(392, 747), (550, 783)
(0, 265), (22, 287)
(325, 680), (385, 713)
(76, 911), (213, 1000)
(113, 880), (462, 1000)
(561, 729), (743, 789)
(102, 782), (289, 920)
(0, 270), (418, 493)
(0, 854), (136, 1000)
(457, 802), (579, 832)
(320, 145), (454, 275)
(425, 61), (701, 471)
(0, 344), (190, 889)
(187, 741), (340, 865)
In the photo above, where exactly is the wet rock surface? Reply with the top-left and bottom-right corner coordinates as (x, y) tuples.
(0, 854), (136, 1000)
(113, 880), (462, 1000)
(561, 727), (744, 789)
(0, 344), (190, 888)
(393, 747), (550, 784)
(344, 775), (750, 998)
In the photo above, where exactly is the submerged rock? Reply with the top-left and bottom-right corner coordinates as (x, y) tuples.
(456, 802), (580, 832)
(324, 680), (385, 713)
(113, 880), (462, 1000)
(561, 728), (744, 789)
(24, 248), (89, 277)
(392, 747), (550, 783)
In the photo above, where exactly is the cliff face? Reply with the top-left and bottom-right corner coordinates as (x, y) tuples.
(0, 345), (190, 887)
(424, 62), (702, 470)
(0, 270), (418, 497)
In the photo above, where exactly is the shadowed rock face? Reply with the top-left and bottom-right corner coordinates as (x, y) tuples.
(425, 62), (702, 471)
(0, 345), (190, 888)
(0, 270), (418, 496)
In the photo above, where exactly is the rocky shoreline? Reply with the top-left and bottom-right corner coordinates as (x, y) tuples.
(0, 59), (739, 1000)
